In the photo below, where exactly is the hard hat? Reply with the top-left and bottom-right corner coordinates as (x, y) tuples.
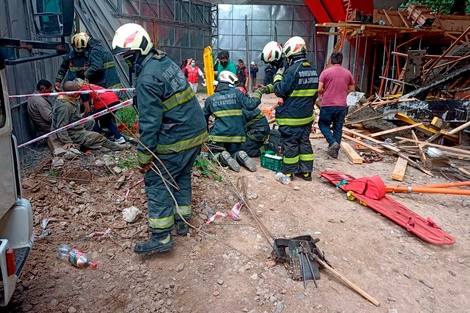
(261, 41), (283, 64)
(218, 71), (238, 85)
(72, 32), (90, 49)
(283, 36), (307, 59)
(112, 23), (153, 56)
(251, 61), (255, 65)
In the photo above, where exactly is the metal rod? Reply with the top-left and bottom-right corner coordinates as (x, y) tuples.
(360, 37), (368, 91)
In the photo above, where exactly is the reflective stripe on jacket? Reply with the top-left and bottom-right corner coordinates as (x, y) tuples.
(203, 83), (261, 144)
(274, 58), (319, 127)
(135, 51), (208, 164)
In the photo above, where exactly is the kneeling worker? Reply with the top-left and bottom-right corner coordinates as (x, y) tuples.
(51, 81), (126, 151)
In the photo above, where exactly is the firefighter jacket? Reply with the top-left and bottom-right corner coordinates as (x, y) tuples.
(134, 50), (208, 166)
(203, 83), (262, 143)
(55, 50), (87, 84)
(84, 38), (122, 89)
(243, 108), (269, 143)
(273, 58), (319, 127)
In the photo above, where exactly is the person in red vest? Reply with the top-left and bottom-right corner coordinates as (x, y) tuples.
(74, 78), (126, 144)
(186, 58), (205, 93)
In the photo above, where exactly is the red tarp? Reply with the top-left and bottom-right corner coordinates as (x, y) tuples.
(304, 0), (375, 23)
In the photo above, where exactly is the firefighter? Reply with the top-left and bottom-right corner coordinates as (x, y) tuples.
(262, 37), (319, 181)
(112, 23), (208, 254)
(203, 71), (264, 172)
(235, 86), (272, 157)
(72, 32), (122, 89)
(55, 33), (88, 91)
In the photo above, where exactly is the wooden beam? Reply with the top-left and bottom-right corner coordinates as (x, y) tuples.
(395, 136), (470, 157)
(370, 123), (422, 138)
(340, 141), (363, 164)
(411, 130), (427, 166)
(392, 157), (408, 181)
(342, 134), (384, 153)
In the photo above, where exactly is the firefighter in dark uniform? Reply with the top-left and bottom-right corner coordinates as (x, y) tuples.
(203, 71), (264, 172)
(54, 33), (88, 91)
(240, 107), (271, 157)
(263, 36), (318, 181)
(112, 23), (208, 254)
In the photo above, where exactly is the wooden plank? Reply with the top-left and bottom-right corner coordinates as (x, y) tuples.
(411, 130), (427, 166)
(431, 117), (449, 130)
(395, 136), (470, 157)
(342, 134), (384, 153)
(340, 141), (363, 164)
(392, 157), (408, 181)
(370, 123), (422, 138)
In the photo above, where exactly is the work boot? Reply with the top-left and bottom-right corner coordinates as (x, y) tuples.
(327, 142), (340, 157)
(235, 150), (257, 172)
(176, 221), (189, 236)
(134, 233), (174, 254)
(295, 172), (312, 181)
(102, 139), (127, 151)
(219, 151), (240, 172)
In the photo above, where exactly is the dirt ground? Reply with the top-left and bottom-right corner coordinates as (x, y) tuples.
(5, 94), (470, 313)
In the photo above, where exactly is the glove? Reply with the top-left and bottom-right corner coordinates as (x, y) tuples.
(202, 79), (206, 87)
(263, 84), (274, 94)
(276, 67), (285, 76)
(55, 82), (61, 91)
(75, 66), (86, 75)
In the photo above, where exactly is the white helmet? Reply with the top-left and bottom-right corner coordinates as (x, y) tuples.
(283, 36), (306, 59)
(261, 41), (283, 64)
(72, 32), (90, 49)
(112, 23), (153, 56)
(218, 71), (238, 85)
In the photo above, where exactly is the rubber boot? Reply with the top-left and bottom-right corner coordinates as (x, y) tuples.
(134, 233), (174, 254)
(176, 221), (189, 236)
(235, 150), (257, 172)
(102, 139), (127, 151)
(295, 172), (312, 181)
(219, 151), (240, 172)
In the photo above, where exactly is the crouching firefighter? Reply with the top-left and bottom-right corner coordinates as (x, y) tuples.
(112, 23), (208, 254)
(203, 71), (265, 172)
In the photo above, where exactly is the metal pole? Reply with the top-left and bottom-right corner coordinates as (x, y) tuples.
(352, 35), (359, 77)
(313, 17), (318, 69)
(245, 15), (250, 92)
(360, 37), (368, 91)
(390, 33), (398, 94)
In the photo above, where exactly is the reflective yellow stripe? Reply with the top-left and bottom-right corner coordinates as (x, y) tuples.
(103, 61), (115, 69)
(245, 112), (264, 128)
(274, 74), (283, 83)
(276, 113), (315, 126)
(209, 135), (245, 143)
(162, 86), (194, 112)
(69, 66), (79, 71)
(149, 216), (174, 229)
(299, 153), (314, 161)
(137, 151), (153, 165)
(213, 109), (243, 117)
(156, 130), (208, 154)
(283, 155), (299, 165)
(175, 205), (191, 216)
(289, 89), (318, 97)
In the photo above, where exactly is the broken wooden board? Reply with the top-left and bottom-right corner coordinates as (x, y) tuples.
(340, 141), (362, 164)
(392, 157), (408, 181)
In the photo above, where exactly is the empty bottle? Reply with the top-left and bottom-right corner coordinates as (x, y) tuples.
(57, 244), (97, 269)
(275, 172), (292, 185)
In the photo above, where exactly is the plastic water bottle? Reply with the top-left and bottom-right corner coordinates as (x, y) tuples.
(57, 244), (97, 269)
(275, 172), (292, 185)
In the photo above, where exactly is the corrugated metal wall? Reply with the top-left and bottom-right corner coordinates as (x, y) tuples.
(217, 4), (328, 82)
(2, 0), (63, 147)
